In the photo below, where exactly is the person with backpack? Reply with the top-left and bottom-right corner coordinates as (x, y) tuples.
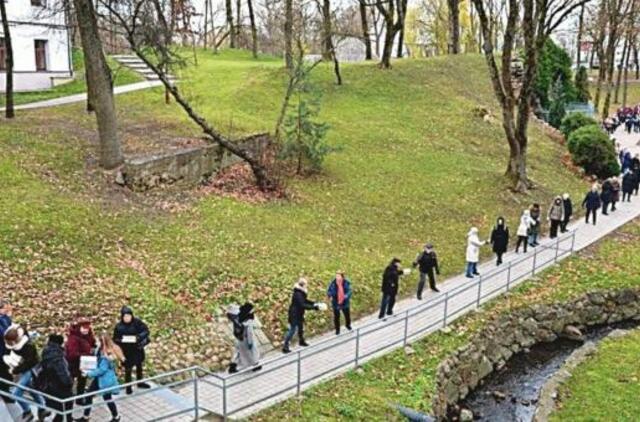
(583, 184), (601, 225)
(3, 324), (49, 421)
(0, 300), (14, 405)
(113, 306), (150, 394)
(412, 244), (440, 297)
(490, 218), (509, 266)
(560, 193), (573, 233)
(379, 258), (406, 319)
(39, 334), (73, 422)
(282, 278), (322, 353)
(327, 271), (353, 333)
(76, 334), (124, 422)
(64, 317), (96, 405)
(228, 303), (261, 373)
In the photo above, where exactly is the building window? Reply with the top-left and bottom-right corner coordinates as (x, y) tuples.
(0, 38), (6, 71)
(31, 0), (46, 6)
(34, 40), (48, 71)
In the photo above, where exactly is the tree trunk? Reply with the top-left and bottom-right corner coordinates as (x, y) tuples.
(0, 0), (15, 119)
(226, 0), (235, 48)
(204, 0), (209, 49)
(247, 0), (258, 58)
(635, 46), (639, 80)
(236, 0), (242, 41)
(575, 4), (584, 67)
(359, 0), (372, 60)
(284, 0), (293, 70)
(614, 37), (629, 105)
(380, 21), (396, 68)
(447, 0), (460, 54)
(322, 0), (332, 60)
(396, 0), (407, 58)
(624, 41), (631, 106)
(73, 0), (122, 169)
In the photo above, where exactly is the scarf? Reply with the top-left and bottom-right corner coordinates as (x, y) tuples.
(336, 279), (345, 305)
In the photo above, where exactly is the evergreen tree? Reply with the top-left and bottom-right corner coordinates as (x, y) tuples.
(574, 66), (591, 103)
(549, 76), (567, 128)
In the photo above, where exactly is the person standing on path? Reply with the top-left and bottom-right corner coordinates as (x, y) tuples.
(113, 306), (151, 394)
(40, 334), (73, 422)
(561, 194), (573, 233)
(632, 154), (640, 195)
(547, 196), (565, 239)
(228, 303), (262, 372)
(490, 218), (509, 266)
(379, 258), (405, 319)
(516, 210), (532, 253)
(622, 170), (635, 202)
(327, 272), (352, 334)
(283, 278), (321, 353)
(601, 178), (613, 215)
(0, 300), (14, 405)
(611, 176), (621, 211)
(412, 244), (440, 298)
(65, 317), (96, 406)
(583, 185), (601, 225)
(528, 204), (541, 247)
(465, 227), (486, 278)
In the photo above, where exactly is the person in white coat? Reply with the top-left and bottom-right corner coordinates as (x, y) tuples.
(516, 209), (531, 253)
(465, 227), (486, 278)
(228, 303), (262, 373)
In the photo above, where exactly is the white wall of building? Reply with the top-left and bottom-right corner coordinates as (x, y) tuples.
(0, 0), (72, 92)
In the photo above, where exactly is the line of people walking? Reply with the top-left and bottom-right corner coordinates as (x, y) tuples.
(0, 301), (151, 422)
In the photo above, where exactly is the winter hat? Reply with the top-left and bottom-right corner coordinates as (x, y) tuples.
(239, 303), (254, 322)
(391, 257), (402, 265)
(424, 243), (434, 250)
(226, 304), (240, 316)
(120, 306), (134, 320)
(295, 277), (309, 292)
(562, 193), (570, 200)
(468, 227), (478, 236)
(48, 334), (64, 346)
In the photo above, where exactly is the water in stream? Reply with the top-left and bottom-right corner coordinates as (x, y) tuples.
(460, 322), (638, 422)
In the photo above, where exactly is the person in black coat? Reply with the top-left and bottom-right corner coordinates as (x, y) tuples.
(622, 171), (635, 202)
(490, 217), (509, 266)
(412, 244), (440, 298)
(379, 258), (405, 319)
(561, 193), (573, 233)
(601, 179), (613, 215)
(582, 185), (601, 225)
(282, 278), (320, 353)
(113, 306), (150, 394)
(40, 334), (73, 422)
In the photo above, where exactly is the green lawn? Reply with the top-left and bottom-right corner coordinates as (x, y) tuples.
(0, 49), (588, 370)
(551, 329), (640, 422)
(254, 217), (640, 421)
(0, 49), (142, 106)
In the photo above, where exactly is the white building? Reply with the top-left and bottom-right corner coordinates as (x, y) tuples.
(0, 0), (73, 92)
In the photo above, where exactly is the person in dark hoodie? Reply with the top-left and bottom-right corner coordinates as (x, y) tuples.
(40, 334), (73, 422)
(0, 299), (14, 405)
(560, 193), (573, 233)
(582, 184), (601, 225)
(601, 178), (613, 215)
(3, 324), (49, 421)
(64, 317), (96, 405)
(282, 278), (321, 353)
(490, 217), (509, 266)
(113, 306), (151, 394)
(622, 170), (635, 202)
(379, 258), (406, 319)
(412, 244), (440, 298)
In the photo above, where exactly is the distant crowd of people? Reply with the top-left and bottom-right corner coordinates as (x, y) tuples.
(0, 302), (150, 422)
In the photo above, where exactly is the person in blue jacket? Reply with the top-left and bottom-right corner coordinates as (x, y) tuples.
(327, 271), (353, 335)
(0, 300), (14, 404)
(76, 334), (124, 422)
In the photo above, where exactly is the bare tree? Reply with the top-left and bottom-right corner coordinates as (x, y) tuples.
(447, 0), (460, 54)
(285, 0), (294, 69)
(375, 0), (407, 68)
(358, 0), (373, 59)
(247, 0), (259, 57)
(226, 0), (236, 47)
(575, 4), (585, 66)
(0, 0), (15, 118)
(470, 0), (589, 191)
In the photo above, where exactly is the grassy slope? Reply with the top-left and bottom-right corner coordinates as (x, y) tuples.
(0, 49), (142, 106)
(255, 218), (640, 421)
(551, 329), (640, 421)
(0, 49), (587, 355)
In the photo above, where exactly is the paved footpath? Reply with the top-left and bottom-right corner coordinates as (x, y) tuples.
(0, 80), (163, 112)
(2, 126), (639, 421)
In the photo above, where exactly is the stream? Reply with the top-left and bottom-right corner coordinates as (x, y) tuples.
(459, 321), (638, 422)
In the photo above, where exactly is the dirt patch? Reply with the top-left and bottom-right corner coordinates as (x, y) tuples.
(199, 163), (288, 204)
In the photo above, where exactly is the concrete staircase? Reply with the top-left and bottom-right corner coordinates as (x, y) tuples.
(111, 54), (176, 83)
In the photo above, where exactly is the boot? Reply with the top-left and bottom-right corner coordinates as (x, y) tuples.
(282, 343), (291, 353)
(299, 340), (310, 347)
(37, 408), (51, 421)
(228, 363), (238, 374)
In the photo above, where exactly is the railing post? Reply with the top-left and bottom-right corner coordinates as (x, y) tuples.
(355, 329), (361, 367)
(554, 236), (560, 261)
(506, 261), (512, 291)
(222, 377), (228, 421)
(193, 369), (200, 420)
(296, 351), (302, 396)
(570, 231), (576, 253)
(476, 276), (482, 307)
(403, 310), (409, 346)
(531, 247), (538, 276)
(443, 292), (449, 327)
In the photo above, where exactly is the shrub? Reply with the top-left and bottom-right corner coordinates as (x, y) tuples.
(534, 39), (577, 109)
(567, 125), (620, 178)
(560, 112), (599, 139)
(575, 66), (591, 103)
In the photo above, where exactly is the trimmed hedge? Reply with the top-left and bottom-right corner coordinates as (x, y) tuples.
(560, 113), (599, 139)
(567, 125), (620, 178)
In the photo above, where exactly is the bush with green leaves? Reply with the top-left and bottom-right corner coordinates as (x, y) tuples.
(534, 40), (577, 109)
(567, 125), (620, 178)
(560, 112), (599, 139)
(574, 66), (591, 103)
(548, 76), (567, 128)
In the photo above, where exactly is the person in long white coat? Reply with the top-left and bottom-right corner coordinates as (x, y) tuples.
(465, 227), (486, 278)
(516, 210), (532, 253)
(229, 303), (262, 373)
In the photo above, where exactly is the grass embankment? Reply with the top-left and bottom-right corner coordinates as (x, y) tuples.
(0, 49), (142, 106)
(0, 50), (586, 365)
(255, 218), (640, 421)
(550, 329), (640, 421)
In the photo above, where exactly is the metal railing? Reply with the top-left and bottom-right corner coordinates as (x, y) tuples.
(0, 230), (577, 421)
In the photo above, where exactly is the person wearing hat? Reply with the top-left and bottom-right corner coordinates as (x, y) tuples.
(327, 271), (353, 335)
(412, 244), (440, 298)
(282, 278), (321, 353)
(0, 299), (14, 404)
(40, 334), (73, 422)
(582, 184), (601, 225)
(560, 193), (573, 233)
(490, 217), (509, 266)
(229, 303), (262, 372)
(64, 317), (96, 404)
(113, 306), (151, 394)
(379, 258), (405, 319)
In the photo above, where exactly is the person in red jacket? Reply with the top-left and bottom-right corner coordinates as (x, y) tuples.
(64, 317), (96, 404)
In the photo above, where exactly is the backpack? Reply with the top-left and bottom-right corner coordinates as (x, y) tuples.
(227, 313), (244, 342)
